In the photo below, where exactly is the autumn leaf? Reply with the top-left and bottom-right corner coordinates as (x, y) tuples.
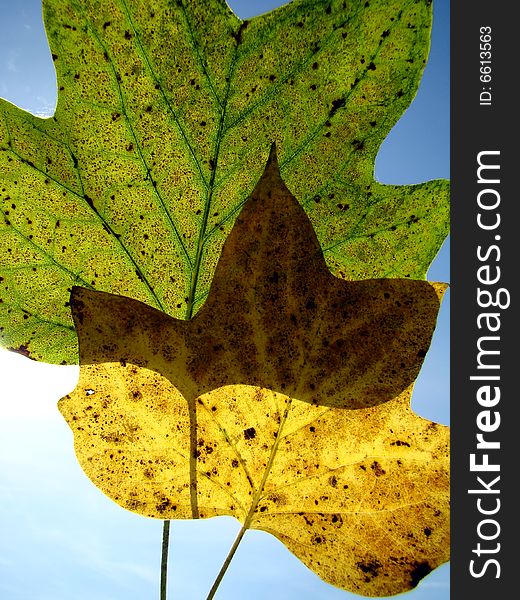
(59, 152), (449, 596)
(0, 0), (449, 364)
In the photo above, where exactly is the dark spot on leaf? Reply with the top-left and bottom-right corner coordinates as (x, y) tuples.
(305, 298), (316, 310)
(391, 440), (410, 447)
(371, 461), (386, 476)
(9, 344), (31, 359)
(124, 30), (132, 40)
(244, 427), (256, 440)
(329, 97), (346, 117)
(368, 61), (376, 70)
(424, 527), (432, 537)
(357, 559), (381, 581)
(156, 498), (173, 513)
(410, 561), (432, 587)
(231, 459), (239, 468)
(232, 20), (249, 44)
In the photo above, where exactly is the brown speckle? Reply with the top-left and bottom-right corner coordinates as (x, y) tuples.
(357, 559), (382, 581)
(371, 461), (385, 476)
(244, 427), (256, 440)
(410, 561), (432, 587)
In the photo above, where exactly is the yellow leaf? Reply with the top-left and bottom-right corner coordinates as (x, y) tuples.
(59, 150), (449, 595)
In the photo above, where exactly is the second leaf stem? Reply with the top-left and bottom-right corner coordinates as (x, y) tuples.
(160, 520), (170, 600)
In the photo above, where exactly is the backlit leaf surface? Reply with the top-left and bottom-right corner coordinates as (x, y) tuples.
(0, 0), (449, 364)
(59, 155), (449, 596)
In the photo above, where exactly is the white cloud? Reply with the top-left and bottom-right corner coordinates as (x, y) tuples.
(33, 96), (56, 118)
(6, 50), (18, 73)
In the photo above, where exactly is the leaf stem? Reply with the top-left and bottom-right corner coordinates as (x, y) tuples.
(205, 524), (248, 600)
(160, 520), (170, 600)
(206, 399), (294, 598)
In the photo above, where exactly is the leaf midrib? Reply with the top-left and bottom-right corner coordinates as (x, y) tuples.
(184, 13), (243, 319)
(236, 398), (294, 530)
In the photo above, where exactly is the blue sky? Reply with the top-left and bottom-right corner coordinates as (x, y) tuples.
(0, 0), (450, 598)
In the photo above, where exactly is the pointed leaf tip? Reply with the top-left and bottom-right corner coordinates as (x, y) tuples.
(267, 142), (278, 166)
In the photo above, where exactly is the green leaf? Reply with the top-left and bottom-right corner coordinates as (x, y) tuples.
(59, 155), (449, 596)
(0, 0), (449, 364)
